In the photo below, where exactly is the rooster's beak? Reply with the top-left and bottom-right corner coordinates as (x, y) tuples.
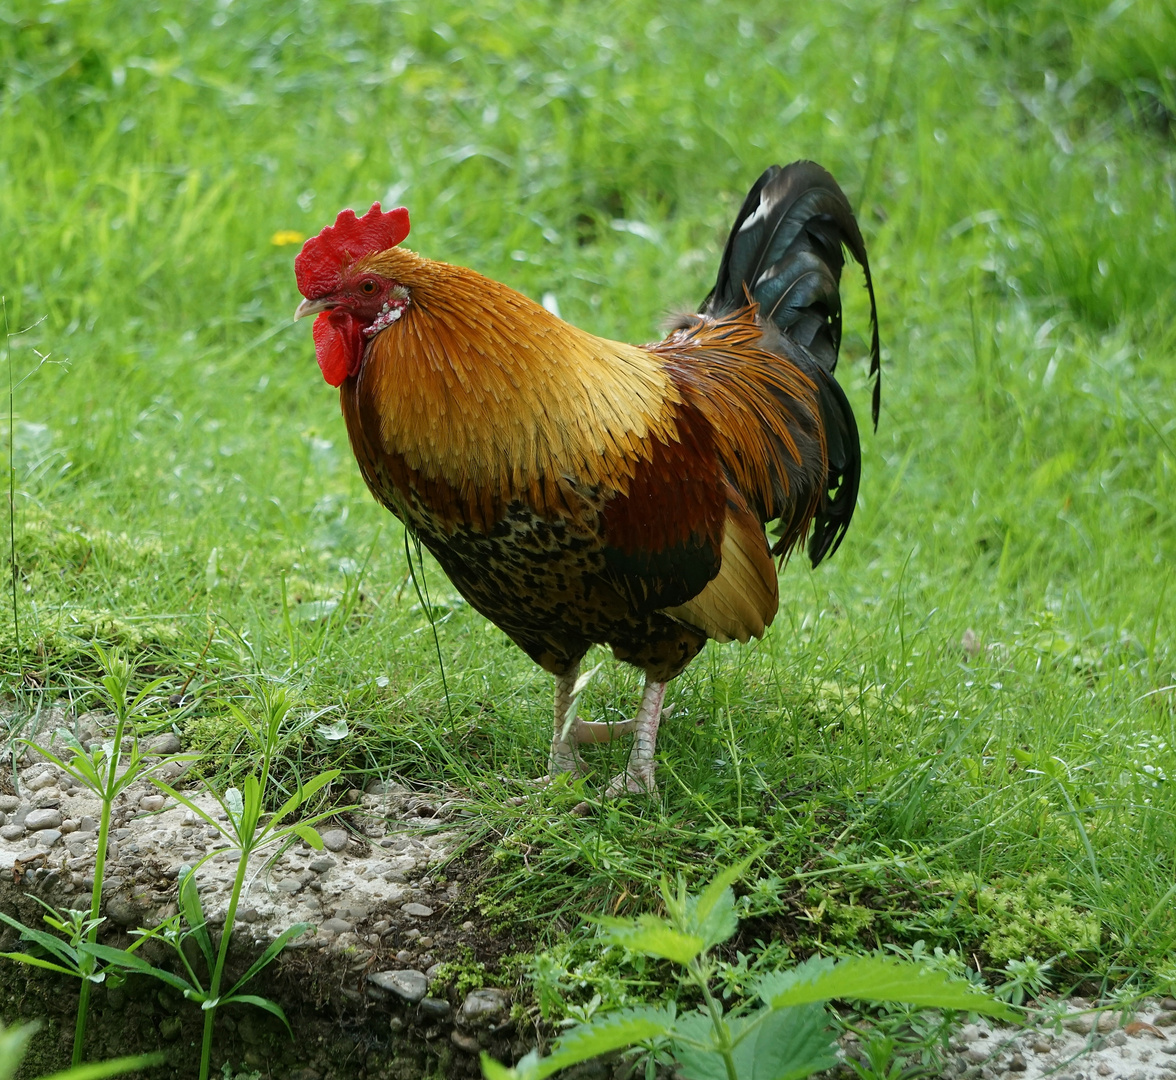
(294, 297), (334, 321)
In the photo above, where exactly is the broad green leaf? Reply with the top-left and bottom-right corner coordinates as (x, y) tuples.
(755, 957), (1015, 1021)
(0, 952), (80, 978)
(690, 886), (738, 951)
(78, 943), (194, 994)
(597, 916), (705, 965)
(222, 993), (293, 1036)
(691, 855), (758, 932)
(37, 1051), (167, 1080)
(263, 770), (339, 837)
(225, 922), (313, 998)
(178, 871), (215, 969)
(672, 1003), (837, 1080)
(291, 824), (324, 849)
(481, 1007), (675, 1080)
(0, 913), (81, 968)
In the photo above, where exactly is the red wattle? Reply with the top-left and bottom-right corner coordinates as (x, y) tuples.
(312, 311), (364, 387)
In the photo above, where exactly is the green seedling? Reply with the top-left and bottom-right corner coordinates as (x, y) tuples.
(7, 646), (184, 1065)
(482, 861), (1014, 1080)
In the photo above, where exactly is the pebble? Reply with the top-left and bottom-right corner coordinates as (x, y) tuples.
(276, 878), (303, 894)
(965, 1048), (989, 1064)
(0, 795), (20, 813)
(78, 816), (97, 832)
(25, 772), (57, 792)
(147, 733), (181, 755)
(321, 829), (348, 852)
(461, 921), (475, 931)
(138, 795), (166, 812)
(419, 997), (451, 1020)
(1162, 1044), (1176, 1055)
(458, 988), (509, 1028)
(368, 969), (428, 1003)
(1163, 999), (1176, 1011)
(0, 824), (23, 841)
(426, 962), (443, 980)
(402, 903), (434, 918)
(320, 918), (353, 936)
(1031, 1040), (1052, 1054)
(1095, 1065), (1112, 1077)
(396, 950), (412, 962)
(1156, 1013), (1176, 1028)
(25, 808), (63, 832)
(1007, 1053), (1026, 1072)
(451, 1030), (481, 1054)
(35, 829), (63, 848)
(309, 856), (336, 873)
(60, 819), (78, 834)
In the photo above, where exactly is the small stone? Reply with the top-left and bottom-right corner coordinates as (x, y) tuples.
(1032, 1039), (1052, 1054)
(451, 1030), (481, 1054)
(965, 1048), (989, 1064)
(320, 918), (353, 936)
(0, 824), (23, 841)
(78, 816), (98, 832)
(25, 808), (63, 832)
(1095, 1066), (1111, 1078)
(238, 907), (261, 924)
(0, 795), (20, 813)
(104, 897), (142, 927)
(1064, 1015), (1095, 1035)
(25, 771), (57, 792)
(459, 988), (509, 1029)
(426, 962), (443, 979)
(461, 921), (475, 931)
(1007, 1054), (1026, 1072)
(418, 936), (433, 948)
(1109, 1030), (1128, 1046)
(1156, 1012), (1176, 1028)
(1162, 1043), (1176, 1055)
(1097, 1012), (1121, 1033)
(60, 819), (78, 834)
(1163, 998), (1176, 1011)
(35, 829), (62, 848)
(321, 829), (348, 852)
(419, 997), (451, 1020)
(309, 856), (336, 873)
(138, 795), (166, 812)
(276, 877), (304, 894)
(402, 903), (434, 918)
(147, 733), (181, 755)
(368, 969), (428, 1003)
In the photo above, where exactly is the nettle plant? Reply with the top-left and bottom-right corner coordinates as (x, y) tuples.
(484, 861), (1014, 1080)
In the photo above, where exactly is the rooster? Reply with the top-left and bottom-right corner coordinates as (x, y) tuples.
(294, 162), (880, 795)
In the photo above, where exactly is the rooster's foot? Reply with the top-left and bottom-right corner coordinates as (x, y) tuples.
(546, 741), (589, 782)
(604, 767), (657, 797)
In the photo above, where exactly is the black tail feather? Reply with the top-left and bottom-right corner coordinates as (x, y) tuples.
(705, 162), (881, 567)
(702, 161), (881, 430)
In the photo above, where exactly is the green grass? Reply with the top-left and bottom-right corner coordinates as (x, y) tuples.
(2, 0), (1175, 1007)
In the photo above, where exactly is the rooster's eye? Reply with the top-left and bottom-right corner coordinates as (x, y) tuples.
(360, 280), (377, 294)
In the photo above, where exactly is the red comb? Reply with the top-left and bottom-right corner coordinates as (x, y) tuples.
(295, 203), (410, 299)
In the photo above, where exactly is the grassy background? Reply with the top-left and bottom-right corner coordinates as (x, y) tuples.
(2, 0), (1175, 1003)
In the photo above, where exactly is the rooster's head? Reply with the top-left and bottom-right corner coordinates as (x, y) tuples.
(294, 203), (411, 386)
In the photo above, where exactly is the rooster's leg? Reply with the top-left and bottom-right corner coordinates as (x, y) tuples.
(605, 679), (667, 796)
(549, 665), (588, 779)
